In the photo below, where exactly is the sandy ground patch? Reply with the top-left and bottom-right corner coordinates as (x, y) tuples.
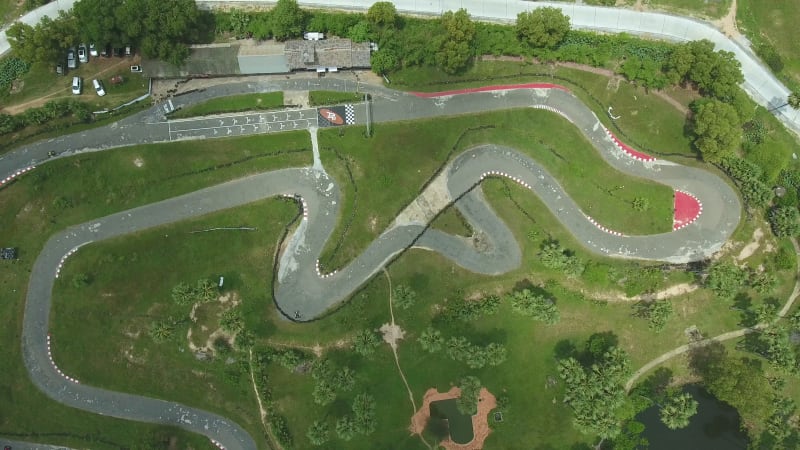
(283, 90), (308, 108)
(591, 282), (699, 302)
(133, 157), (144, 168)
(736, 227), (764, 261)
(395, 171), (452, 226)
(410, 386), (497, 450)
(380, 322), (406, 350)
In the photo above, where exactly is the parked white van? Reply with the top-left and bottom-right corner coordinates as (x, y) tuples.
(303, 32), (324, 40)
(71, 77), (81, 95)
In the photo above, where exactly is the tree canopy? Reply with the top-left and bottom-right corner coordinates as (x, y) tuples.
(435, 9), (475, 74)
(691, 99), (742, 163)
(367, 1), (398, 28)
(269, 0), (306, 41)
(659, 391), (698, 430)
(515, 7), (570, 49)
(6, 12), (78, 64)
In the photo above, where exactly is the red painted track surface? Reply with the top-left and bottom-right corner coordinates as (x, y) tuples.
(673, 191), (702, 230)
(607, 130), (656, 161)
(410, 83), (571, 98)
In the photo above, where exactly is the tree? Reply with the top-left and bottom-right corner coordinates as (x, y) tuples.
(353, 329), (381, 357)
(171, 282), (194, 305)
(269, 0), (305, 41)
(435, 9), (475, 74)
(393, 284), (417, 310)
(704, 261), (748, 300)
(348, 20), (371, 42)
(352, 392), (377, 435)
(557, 347), (632, 440)
(632, 197), (650, 212)
(335, 415), (357, 441)
(539, 240), (584, 276)
(148, 320), (174, 343)
(336, 366), (356, 392)
(633, 300), (673, 332)
(666, 40), (743, 101)
(73, 0), (125, 45)
(306, 420), (329, 446)
(609, 420), (649, 450)
(691, 99), (742, 163)
(114, 0), (203, 65)
(456, 376), (482, 415)
(6, 12), (79, 64)
(789, 91), (800, 109)
(769, 206), (800, 237)
(219, 307), (244, 333)
(485, 342), (508, 366)
(507, 289), (560, 324)
(418, 326), (444, 353)
(515, 7), (570, 49)
(367, 1), (398, 28)
(312, 380), (336, 406)
(195, 278), (218, 302)
(659, 391), (698, 430)
(370, 48), (399, 74)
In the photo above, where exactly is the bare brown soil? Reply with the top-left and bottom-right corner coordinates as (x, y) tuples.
(410, 386), (497, 450)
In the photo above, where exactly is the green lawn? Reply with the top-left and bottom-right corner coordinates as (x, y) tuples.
(1, 59), (149, 112)
(391, 60), (697, 161)
(647, 0), (732, 19)
(51, 199), (299, 450)
(168, 92), (285, 119)
(318, 109), (674, 271)
(0, 132), (310, 448)
(0, 0), (23, 26)
(738, 0), (800, 91)
(308, 90), (364, 106)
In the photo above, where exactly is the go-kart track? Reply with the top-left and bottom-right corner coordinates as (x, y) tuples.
(1, 79), (740, 450)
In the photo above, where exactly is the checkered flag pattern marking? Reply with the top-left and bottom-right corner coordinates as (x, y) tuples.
(345, 104), (355, 124)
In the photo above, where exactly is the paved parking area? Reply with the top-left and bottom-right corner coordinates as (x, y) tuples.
(167, 108), (319, 140)
(166, 104), (366, 140)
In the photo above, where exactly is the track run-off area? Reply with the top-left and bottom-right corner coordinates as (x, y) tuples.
(1, 81), (741, 449)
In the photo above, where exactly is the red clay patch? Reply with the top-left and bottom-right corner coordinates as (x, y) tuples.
(673, 190), (703, 230)
(411, 83), (570, 98)
(605, 129), (656, 162)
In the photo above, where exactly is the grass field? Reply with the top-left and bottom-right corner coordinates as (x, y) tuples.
(51, 199), (299, 450)
(317, 109), (674, 271)
(738, 0), (800, 91)
(0, 132), (310, 448)
(308, 90), (364, 106)
(168, 92), (285, 119)
(647, 0), (732, 19)
(391, 60), (697, 161)
(0, 0), (23, 26)
(1, 58), (149, 113)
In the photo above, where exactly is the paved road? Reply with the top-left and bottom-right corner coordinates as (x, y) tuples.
(1, 2), (797, 135)
(4, 82), (741, 449)
(0, 438), (72, 450)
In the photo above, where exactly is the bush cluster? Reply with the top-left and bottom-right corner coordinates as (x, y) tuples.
(0, 99), (92, 137)
(0, 57), (30, 92)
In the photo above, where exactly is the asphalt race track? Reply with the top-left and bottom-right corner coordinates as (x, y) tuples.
(2, 82), (740, 449)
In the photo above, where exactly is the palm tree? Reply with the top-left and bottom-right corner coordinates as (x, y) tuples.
(789, 91), (800, 109)
(659, 392), (698, 430)
(418, 327), (443, 353)
(306, 420), (329, 446)
(770, 91), (800, 111)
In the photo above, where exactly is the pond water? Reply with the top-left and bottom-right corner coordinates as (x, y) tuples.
(429, 398), (474, 444)
(637, 385), (749, 450)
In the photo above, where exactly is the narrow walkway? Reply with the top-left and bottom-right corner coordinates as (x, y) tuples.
(625, 238), (800, 392)
(382, 269), (431, 450)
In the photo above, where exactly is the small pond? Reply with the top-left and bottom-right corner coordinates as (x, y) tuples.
(637, 385), (749, 449)
(428, 398), (474, 444)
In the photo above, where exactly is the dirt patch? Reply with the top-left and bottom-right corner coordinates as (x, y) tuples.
(368, 215), (379, 233)
(714, 0), (741, 38)
(283, 90), (308, 108)
(133, 157), (144, 168)
(592, 282), (699, 302)
(380, 322), (406, 350)
(395, 170), (452, 226)
(736, 227), (763, 261)
(410, 386), (497, 450)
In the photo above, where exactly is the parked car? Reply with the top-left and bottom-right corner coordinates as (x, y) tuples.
(71, 76), (81, 95)
(89, 43), (98, 57)
(125, 45), (132, 56)
(55, 62), (64, 75)
(130, 65), (142, 73)
(67, 48), (77, 69)
(92, 78), (106, 96)
(78, 44), (88, 63)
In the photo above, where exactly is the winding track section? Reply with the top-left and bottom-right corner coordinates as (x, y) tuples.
(6, 82), (740, 449)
